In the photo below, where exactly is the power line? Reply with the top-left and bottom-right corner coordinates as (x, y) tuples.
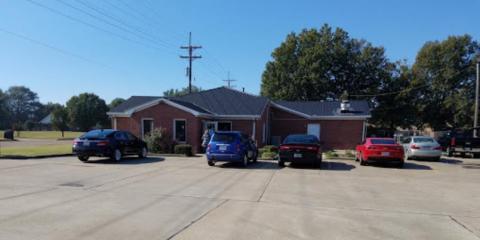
(180, 32), (202, 94)
(223, 72), (236, 88)
(350, 84), (429, 97)
(24, 0), (172, 54)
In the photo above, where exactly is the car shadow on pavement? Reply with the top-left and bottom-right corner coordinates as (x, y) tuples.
(86, 157), (165, 165)
(217, 160), (280, 170)
(462, 163), (480, 169)
(410, 158), (463, 165)
(367, 161), (432, 170)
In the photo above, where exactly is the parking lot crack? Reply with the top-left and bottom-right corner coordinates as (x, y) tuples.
(166, 199), (229, 240)
(257, 171), (276, 202)
(449, 215), (480, 239)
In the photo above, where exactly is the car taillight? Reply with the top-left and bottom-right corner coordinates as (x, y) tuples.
(73, 139), (80, 145)
(97, 141), (109, 147)
(451, 137), (456, 146)
(207, 144), (211, 152)
(411, 144), (420, 149)
(279, 146), (290, 151)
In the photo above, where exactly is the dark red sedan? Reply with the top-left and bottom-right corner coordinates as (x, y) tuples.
(355, 138), (404, 168)
(278, 134), (322, 168)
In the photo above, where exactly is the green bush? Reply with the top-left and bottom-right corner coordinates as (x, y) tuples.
(344, 150), (355, 158)
(259, 145), (279, 156)
(261, 151), (277, 160)
(174, 144), (193, 156)
(324, 151), (339, 158)
(144, 128), (175, 153)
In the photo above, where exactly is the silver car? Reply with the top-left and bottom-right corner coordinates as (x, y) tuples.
(402, 136), (442, 161)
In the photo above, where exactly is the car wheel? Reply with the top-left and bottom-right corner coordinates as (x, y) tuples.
(355, 152), (359, 162)
(208, 160), (215, 166)
(316, 159), (322, 169)
(242, 154), (248, 167)
(111, 149), (122, 162)
(278, 159), (285, 167)
(253, 151), (258, 163)
(138, 147), (148, 159)
(473, 153), (480, 159)
(397, 160), (405, 168)
(78, 155), (89, 162)
(447, 147), (453, 157)
(359, 155), (367, 166)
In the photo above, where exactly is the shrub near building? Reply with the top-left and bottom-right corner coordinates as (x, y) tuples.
(144, 128), (175, 153)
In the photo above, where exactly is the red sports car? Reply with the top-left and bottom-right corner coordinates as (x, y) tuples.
(355, 138), (404, 168)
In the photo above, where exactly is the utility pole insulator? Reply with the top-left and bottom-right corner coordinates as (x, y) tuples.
(180, 32), (202, 94)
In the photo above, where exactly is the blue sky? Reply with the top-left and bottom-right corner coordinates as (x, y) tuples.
(0, 0), (478, 104)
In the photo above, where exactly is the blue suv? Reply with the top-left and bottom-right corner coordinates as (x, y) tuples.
(206, 131), (258, 167)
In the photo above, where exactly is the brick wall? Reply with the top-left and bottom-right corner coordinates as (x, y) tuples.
(270, 106), (364, 150)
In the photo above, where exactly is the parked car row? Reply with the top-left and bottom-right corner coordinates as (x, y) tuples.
(73, 129), (446, 169)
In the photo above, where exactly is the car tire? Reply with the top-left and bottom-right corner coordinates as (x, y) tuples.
(138, 147), (148, 159)
(355, 152), (359, 162)
(397, 160), (404, 168)
(111, 149), (122, 162)
(447, 148), (453, 157)
(473, 153), (480, 159)
(359, 155), (367, 166)
(278, 159), (285, 167)
(253, 151), (258, 163)
(242, 154), (248, 167)
(78, 155), (89, 162)
(208, 160), (215, 166)
(316, 159), (322, 169)
(433, 156), (441, 161)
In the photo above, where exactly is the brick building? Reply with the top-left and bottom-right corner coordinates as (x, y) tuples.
(108, 87), (370, 152)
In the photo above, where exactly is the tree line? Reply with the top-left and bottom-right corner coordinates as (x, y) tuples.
(261, 24), (479, 133)
(0, 86), (126, 135)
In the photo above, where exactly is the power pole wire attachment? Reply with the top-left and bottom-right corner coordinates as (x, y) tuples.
(180, 32), (202, 94)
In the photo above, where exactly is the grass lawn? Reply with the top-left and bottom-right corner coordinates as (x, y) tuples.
(0, 131), (83, 139)
(0, 144), (72, 157)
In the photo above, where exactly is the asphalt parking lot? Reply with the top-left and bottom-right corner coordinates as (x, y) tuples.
(0, 155), (479, 240)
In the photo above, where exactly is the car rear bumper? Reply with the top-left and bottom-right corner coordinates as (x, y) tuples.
(207, 153), (243, 162)
(73, 147), (112, 157)
(279, 152), (321, 163)
(409, 149), (442, 158)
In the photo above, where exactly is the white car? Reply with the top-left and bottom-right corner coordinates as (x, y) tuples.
(402, 136), (442, 161)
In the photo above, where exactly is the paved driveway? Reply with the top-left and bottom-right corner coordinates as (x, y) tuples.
(0, 156), (479, 239)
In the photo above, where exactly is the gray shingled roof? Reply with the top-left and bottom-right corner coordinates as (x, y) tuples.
(109, 96), (161, 113)
(109, 87), (370, 117)
(274, 100), (370, 116)
(172, 87), (268, 115)
(109, 87), (268, 116)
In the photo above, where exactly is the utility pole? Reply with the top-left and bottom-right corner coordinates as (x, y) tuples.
(180, 32), (202, 94)
(223, 72), (236, 88)
(475, 56), (480, 137)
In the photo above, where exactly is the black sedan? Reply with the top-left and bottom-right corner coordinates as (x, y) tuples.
(73, 129), (148, 162)
(278, 134), (323, 168)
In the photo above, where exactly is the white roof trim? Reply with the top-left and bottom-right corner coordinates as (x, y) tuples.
(270, 102), (312, 119)
(107, 98), (208, 117)
(213, 115), (260, 120)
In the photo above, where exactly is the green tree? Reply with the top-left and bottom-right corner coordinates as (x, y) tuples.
(370, 62), (418, 130)
(163, 85), (202, 97)
(51, 105), (70, 137)
(411, 35), (479, 130)
(109, 98), (126, 110)
(5, 86), (40, 130)
(66, 93), (109, 131)
(261, 24), (394, 100)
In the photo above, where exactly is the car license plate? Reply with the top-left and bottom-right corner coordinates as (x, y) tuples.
(219, 145), (227, 151)
(294, 153), (302, 158)
(381, 152), (390, 156)
(83, 141), (89, 147)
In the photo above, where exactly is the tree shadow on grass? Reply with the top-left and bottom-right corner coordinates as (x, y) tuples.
(86, 156), (164, 165)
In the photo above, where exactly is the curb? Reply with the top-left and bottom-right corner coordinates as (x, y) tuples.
(0, 154), (74, 160)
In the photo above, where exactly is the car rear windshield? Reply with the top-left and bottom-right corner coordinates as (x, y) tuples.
(370, 139), (396, 145)
(212, 133), (237, 143)
(283, 135), (319, 144)
(81, 130), (113, 139)
(413, 138), (434, 143)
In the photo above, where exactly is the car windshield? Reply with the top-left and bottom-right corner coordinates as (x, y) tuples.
(81, 130), (113, 139)
(413, 137), (434, 143)
(212, 133), (237, 143)
(283, 135), (319, 144)
(370, 139), (396, 145)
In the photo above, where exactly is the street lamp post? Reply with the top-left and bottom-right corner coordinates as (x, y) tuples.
(475, 56), (480, 137)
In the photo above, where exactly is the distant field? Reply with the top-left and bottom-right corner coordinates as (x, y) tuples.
(0, 131), (83, 139)
(0, 144), (72, 157)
